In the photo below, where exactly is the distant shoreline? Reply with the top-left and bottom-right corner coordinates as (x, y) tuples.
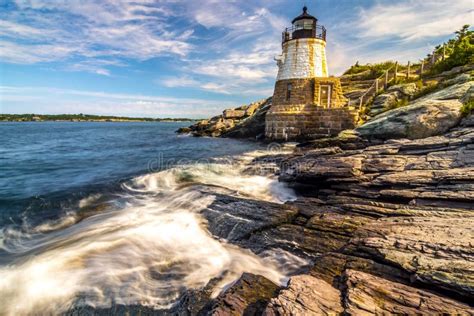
(0, 114), (198, 123)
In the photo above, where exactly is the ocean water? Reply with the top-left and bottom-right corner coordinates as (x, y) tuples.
(0, 122), (302, 314)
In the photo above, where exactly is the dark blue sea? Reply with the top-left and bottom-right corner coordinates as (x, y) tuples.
(0, 122), (261, 224)
(0, 122), (302, 314)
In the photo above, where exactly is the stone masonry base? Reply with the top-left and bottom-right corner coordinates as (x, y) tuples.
(265, 108), (358, 140)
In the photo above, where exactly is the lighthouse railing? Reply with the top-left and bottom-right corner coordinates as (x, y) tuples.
(282, 25), (326, 43)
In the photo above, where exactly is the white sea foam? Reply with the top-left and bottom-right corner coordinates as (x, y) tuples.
(78, 194), (102, 208)
(126, 153), (296, 204)
(0, 149), (303, 315)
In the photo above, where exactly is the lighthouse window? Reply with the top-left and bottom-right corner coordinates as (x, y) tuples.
(286, 83), (292, 101)
(295, 19), (314, 30)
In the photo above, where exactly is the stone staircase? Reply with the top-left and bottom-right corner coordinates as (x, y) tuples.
(340, 73), (374, 100)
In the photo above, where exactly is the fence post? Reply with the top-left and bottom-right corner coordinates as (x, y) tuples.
(431, 53), (435, 64)
(359, 96), (363, 110)
(375, 78), (379, 93)
(384, 70), (389, 89)
(442, 44), (446, 61)
(394, 62), (398, 81)
(420, 60), (424, 75)
(406, 61), (411, 79)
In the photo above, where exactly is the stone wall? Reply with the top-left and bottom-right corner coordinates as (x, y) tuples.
(272, 77), (347, 110)
(266, 108), (358, 140)
(273, 78), (314, 107)
(276, 38), (328, 80)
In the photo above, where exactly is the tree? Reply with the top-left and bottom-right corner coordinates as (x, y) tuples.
(429, 25), (473, 74)
(455, 25), (471, 41)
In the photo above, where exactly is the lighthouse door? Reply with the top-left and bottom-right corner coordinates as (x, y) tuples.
(319, 85), (331, 108)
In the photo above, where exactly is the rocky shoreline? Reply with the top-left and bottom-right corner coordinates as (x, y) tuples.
(164, 70), (474, 315)
(177, 112), (473, 315)
(70, 70), (473, 315)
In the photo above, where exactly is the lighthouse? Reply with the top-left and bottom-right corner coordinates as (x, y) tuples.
(265, 6), (357, 140)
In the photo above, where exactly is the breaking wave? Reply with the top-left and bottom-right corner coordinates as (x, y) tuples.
(0, 148), (302, 315)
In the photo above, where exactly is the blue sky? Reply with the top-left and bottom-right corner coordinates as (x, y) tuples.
(0, 0), (472, 118)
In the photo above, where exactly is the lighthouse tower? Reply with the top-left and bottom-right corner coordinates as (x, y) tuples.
(276, 6), (328, 80)
(265, 6), (356, 140)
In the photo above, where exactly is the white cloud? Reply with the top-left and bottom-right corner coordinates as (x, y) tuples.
(0, 20), (54, 38)
(67, 59), (125, 76)
(200, 82), (232, 94)
(183, 43), (278, 97)
(160, 75), (200, 88)
(1, 0), (193, 68)
(0, 40), (79, 64)
(354, 0), (473, 41)
(160, 76), (232, 94)
(159, 74), (272, 96)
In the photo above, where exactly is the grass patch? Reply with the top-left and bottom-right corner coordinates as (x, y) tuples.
(413, 83), (440, 99)
(344, 61), (397, 80)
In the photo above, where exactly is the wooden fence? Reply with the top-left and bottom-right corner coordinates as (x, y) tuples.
(346, 44), (449, 111)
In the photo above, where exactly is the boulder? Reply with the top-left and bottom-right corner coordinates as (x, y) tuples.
(431, 63), (474, 79)
(369, 91), (399, 117)
(418, 81), (473, 101)
(357, 99), (462, 140)
(369, 83), (422, 117)
(387, 82), (418, 97)
(223, 99), (272, 139)
(442, 73), (472, 86)
(223, 109), (246, 119)
(264, 275), (343, 315)
(245, 102), (260, 116)
(176, 127), (191, 133)
(344, 270), (473, 315)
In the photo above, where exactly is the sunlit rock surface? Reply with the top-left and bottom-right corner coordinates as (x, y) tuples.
(344, 270), (473, 315)
(177, 98), (271, 139)
(264, 275), (343, 315)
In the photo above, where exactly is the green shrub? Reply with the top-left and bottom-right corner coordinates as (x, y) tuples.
(388, 98), (409, 110)
(461, 100), (474, 116)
